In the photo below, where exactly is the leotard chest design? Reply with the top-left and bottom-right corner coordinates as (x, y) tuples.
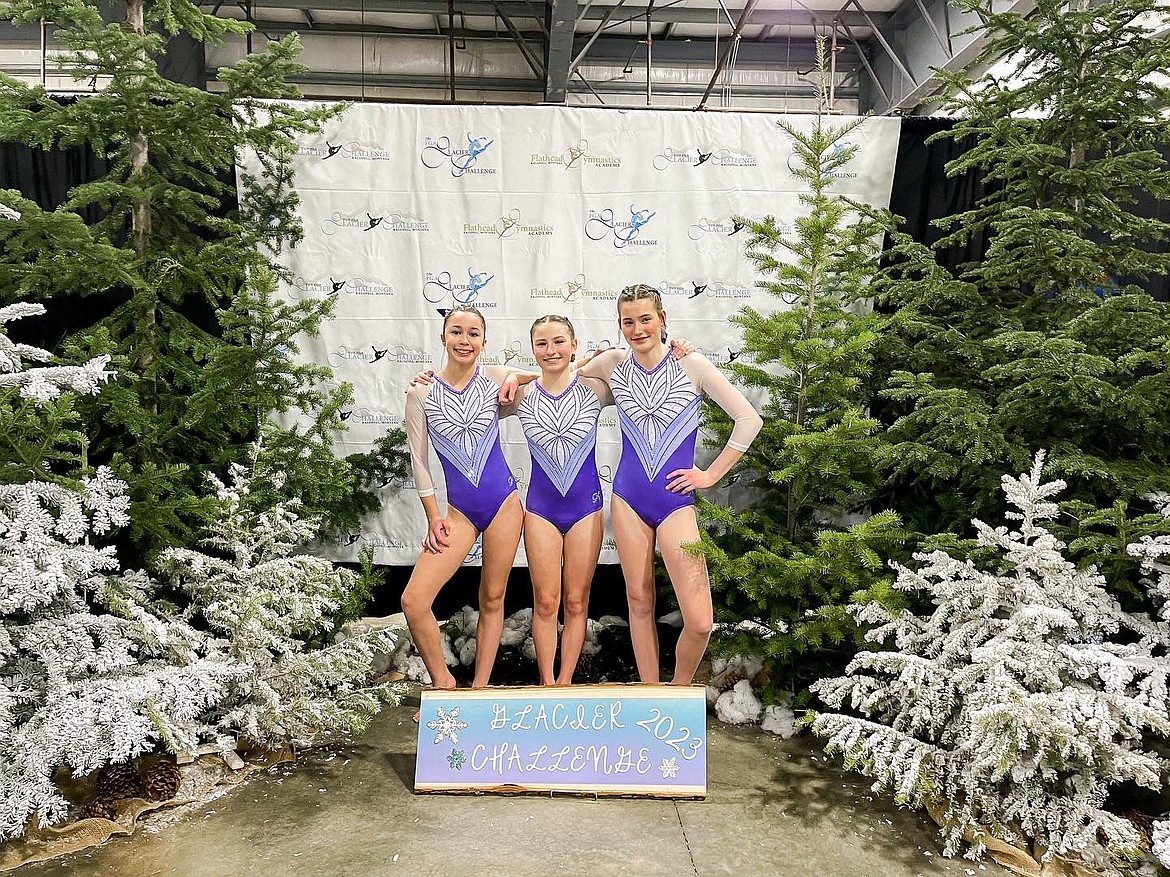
(609, 354), (702, 528)
(423, 367), (516, 531)
(516, 377), (604, 534)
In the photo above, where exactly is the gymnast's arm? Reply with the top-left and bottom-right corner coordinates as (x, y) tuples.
(667, 355), (763, 493)
(405, 386), (450, 552)
(572, 347), (624, 382)
(580, 375), (613, 408)
(484, 363), (533, 409)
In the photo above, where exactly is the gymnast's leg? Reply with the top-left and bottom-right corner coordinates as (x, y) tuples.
(611, 495), (661, 683)
(556, 509), (604, 684)
(657, 506), (712, 685)
(524, 511), (565, 685)
(471, 492), (523, 688)
(400, 510), (479, 690)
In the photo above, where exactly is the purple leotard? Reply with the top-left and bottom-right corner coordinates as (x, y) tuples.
(515, 376), (610, 535)
(609, 354), (703, 528)
(577, 350), (762, 530)
(405, 365), (516, 532)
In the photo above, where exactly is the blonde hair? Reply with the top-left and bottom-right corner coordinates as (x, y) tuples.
(617, 283), (663, 313)
(529, 314), (576, 341)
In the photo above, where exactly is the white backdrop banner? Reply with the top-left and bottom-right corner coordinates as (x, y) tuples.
(242, 103), (901, 566)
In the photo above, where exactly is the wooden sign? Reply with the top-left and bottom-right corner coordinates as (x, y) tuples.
(414, 683), (707, 797)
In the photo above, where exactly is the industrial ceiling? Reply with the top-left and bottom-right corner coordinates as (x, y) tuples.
(1, 1), (1036, 114)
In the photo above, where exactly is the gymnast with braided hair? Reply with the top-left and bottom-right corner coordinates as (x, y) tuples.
(506, 285), (762, 685)
(415, 314), (697, 685)
(508, 315), (610, 684)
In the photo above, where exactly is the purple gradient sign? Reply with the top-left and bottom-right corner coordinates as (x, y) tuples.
(414, 684), (707, 797)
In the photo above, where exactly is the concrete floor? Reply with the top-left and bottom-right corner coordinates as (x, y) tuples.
(20, 691), (1004, 877)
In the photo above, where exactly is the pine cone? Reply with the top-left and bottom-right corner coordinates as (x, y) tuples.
(716, 671), (745, 693)
(77, 799), (119, 821)
(94, 761), (146, 802)
(144, 761), (182, 801)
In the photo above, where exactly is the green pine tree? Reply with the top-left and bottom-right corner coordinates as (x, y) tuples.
(0, 0), (404, 560)
(871, 0), (1170, 595)
(696, 43), (908, 697)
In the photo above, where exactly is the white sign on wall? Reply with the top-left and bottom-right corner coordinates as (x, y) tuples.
(242, 103), (901, 566)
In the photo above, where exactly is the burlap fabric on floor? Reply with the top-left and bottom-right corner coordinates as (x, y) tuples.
(0, 747), (293, 872)
(926, 802), (1105, 877)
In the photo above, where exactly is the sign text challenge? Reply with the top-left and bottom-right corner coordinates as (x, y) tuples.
(414, 684), (707, 797)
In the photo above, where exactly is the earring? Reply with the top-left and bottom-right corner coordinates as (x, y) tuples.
(660, 327), (668, 343)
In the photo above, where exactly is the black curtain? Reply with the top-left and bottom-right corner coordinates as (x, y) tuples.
(887, 117), (991, 275)
(888, 116), (1170, 301)
(1, 136), (112, 217)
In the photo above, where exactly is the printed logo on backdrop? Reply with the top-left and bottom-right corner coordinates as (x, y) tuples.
(421, 133), (498, 177)
(681, 279), (753, 301)
(495, 340), (536, 368)
(286, 276), (349, 300)
(350, 534), (413, 551)
(422, 268), (498, 308)
(288, 276), (396, 300)
(652, 146), (758, 171)
(510, 467), (528, 492)
(584, 339), (620, 354)
(463, 208), (554, 239)
(389, 474), (417, 490)
(530, 139), (622, 170)
(690, 346), (734, 365)
(360, 473), (416, 492)
(585, 206), (658, 249)
(788, 140), (860, 180)
(528, 273), (620, 303)
(339, 406), (405, 427)
(686, 216), (756, 241)
(297, 140), (393, 162)
(320, 211), (431, 236)
(328, 344), (435, 369)
(657, 280), (710, 300)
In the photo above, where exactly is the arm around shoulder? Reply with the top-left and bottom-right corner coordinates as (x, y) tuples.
(574, 346), (623, 381)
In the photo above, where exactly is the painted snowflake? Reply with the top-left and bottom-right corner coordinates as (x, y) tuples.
(447, 749), (466, 770)
(426, 705), (469, 744)
(658, 757), (680, 779)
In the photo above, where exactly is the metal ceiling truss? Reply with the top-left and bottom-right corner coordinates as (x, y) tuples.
(209, 0), (885, 106)
(844, 0), (1037, 115)
(232, 0), (884, 28)
(4, 1), (901, 108)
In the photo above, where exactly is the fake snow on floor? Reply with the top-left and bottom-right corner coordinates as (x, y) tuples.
(344, 607), (798, 737)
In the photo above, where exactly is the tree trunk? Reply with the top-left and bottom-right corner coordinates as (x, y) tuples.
(126, 0), (155, 377)
(126, 0), (150, 260)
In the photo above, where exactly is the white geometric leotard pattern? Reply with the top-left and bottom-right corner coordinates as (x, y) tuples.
(517, 377), (602, 496)
(609, 354), (702, 482)
(425, 367), (501, 486)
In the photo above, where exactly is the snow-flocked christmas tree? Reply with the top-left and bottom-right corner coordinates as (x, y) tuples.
(810, 452), (1169, 870)
(1, 304), (235, 841)
(156, 450), (402, 750)
(1128, 492), (1170, 624)
(1128, 492), (1170, 873)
